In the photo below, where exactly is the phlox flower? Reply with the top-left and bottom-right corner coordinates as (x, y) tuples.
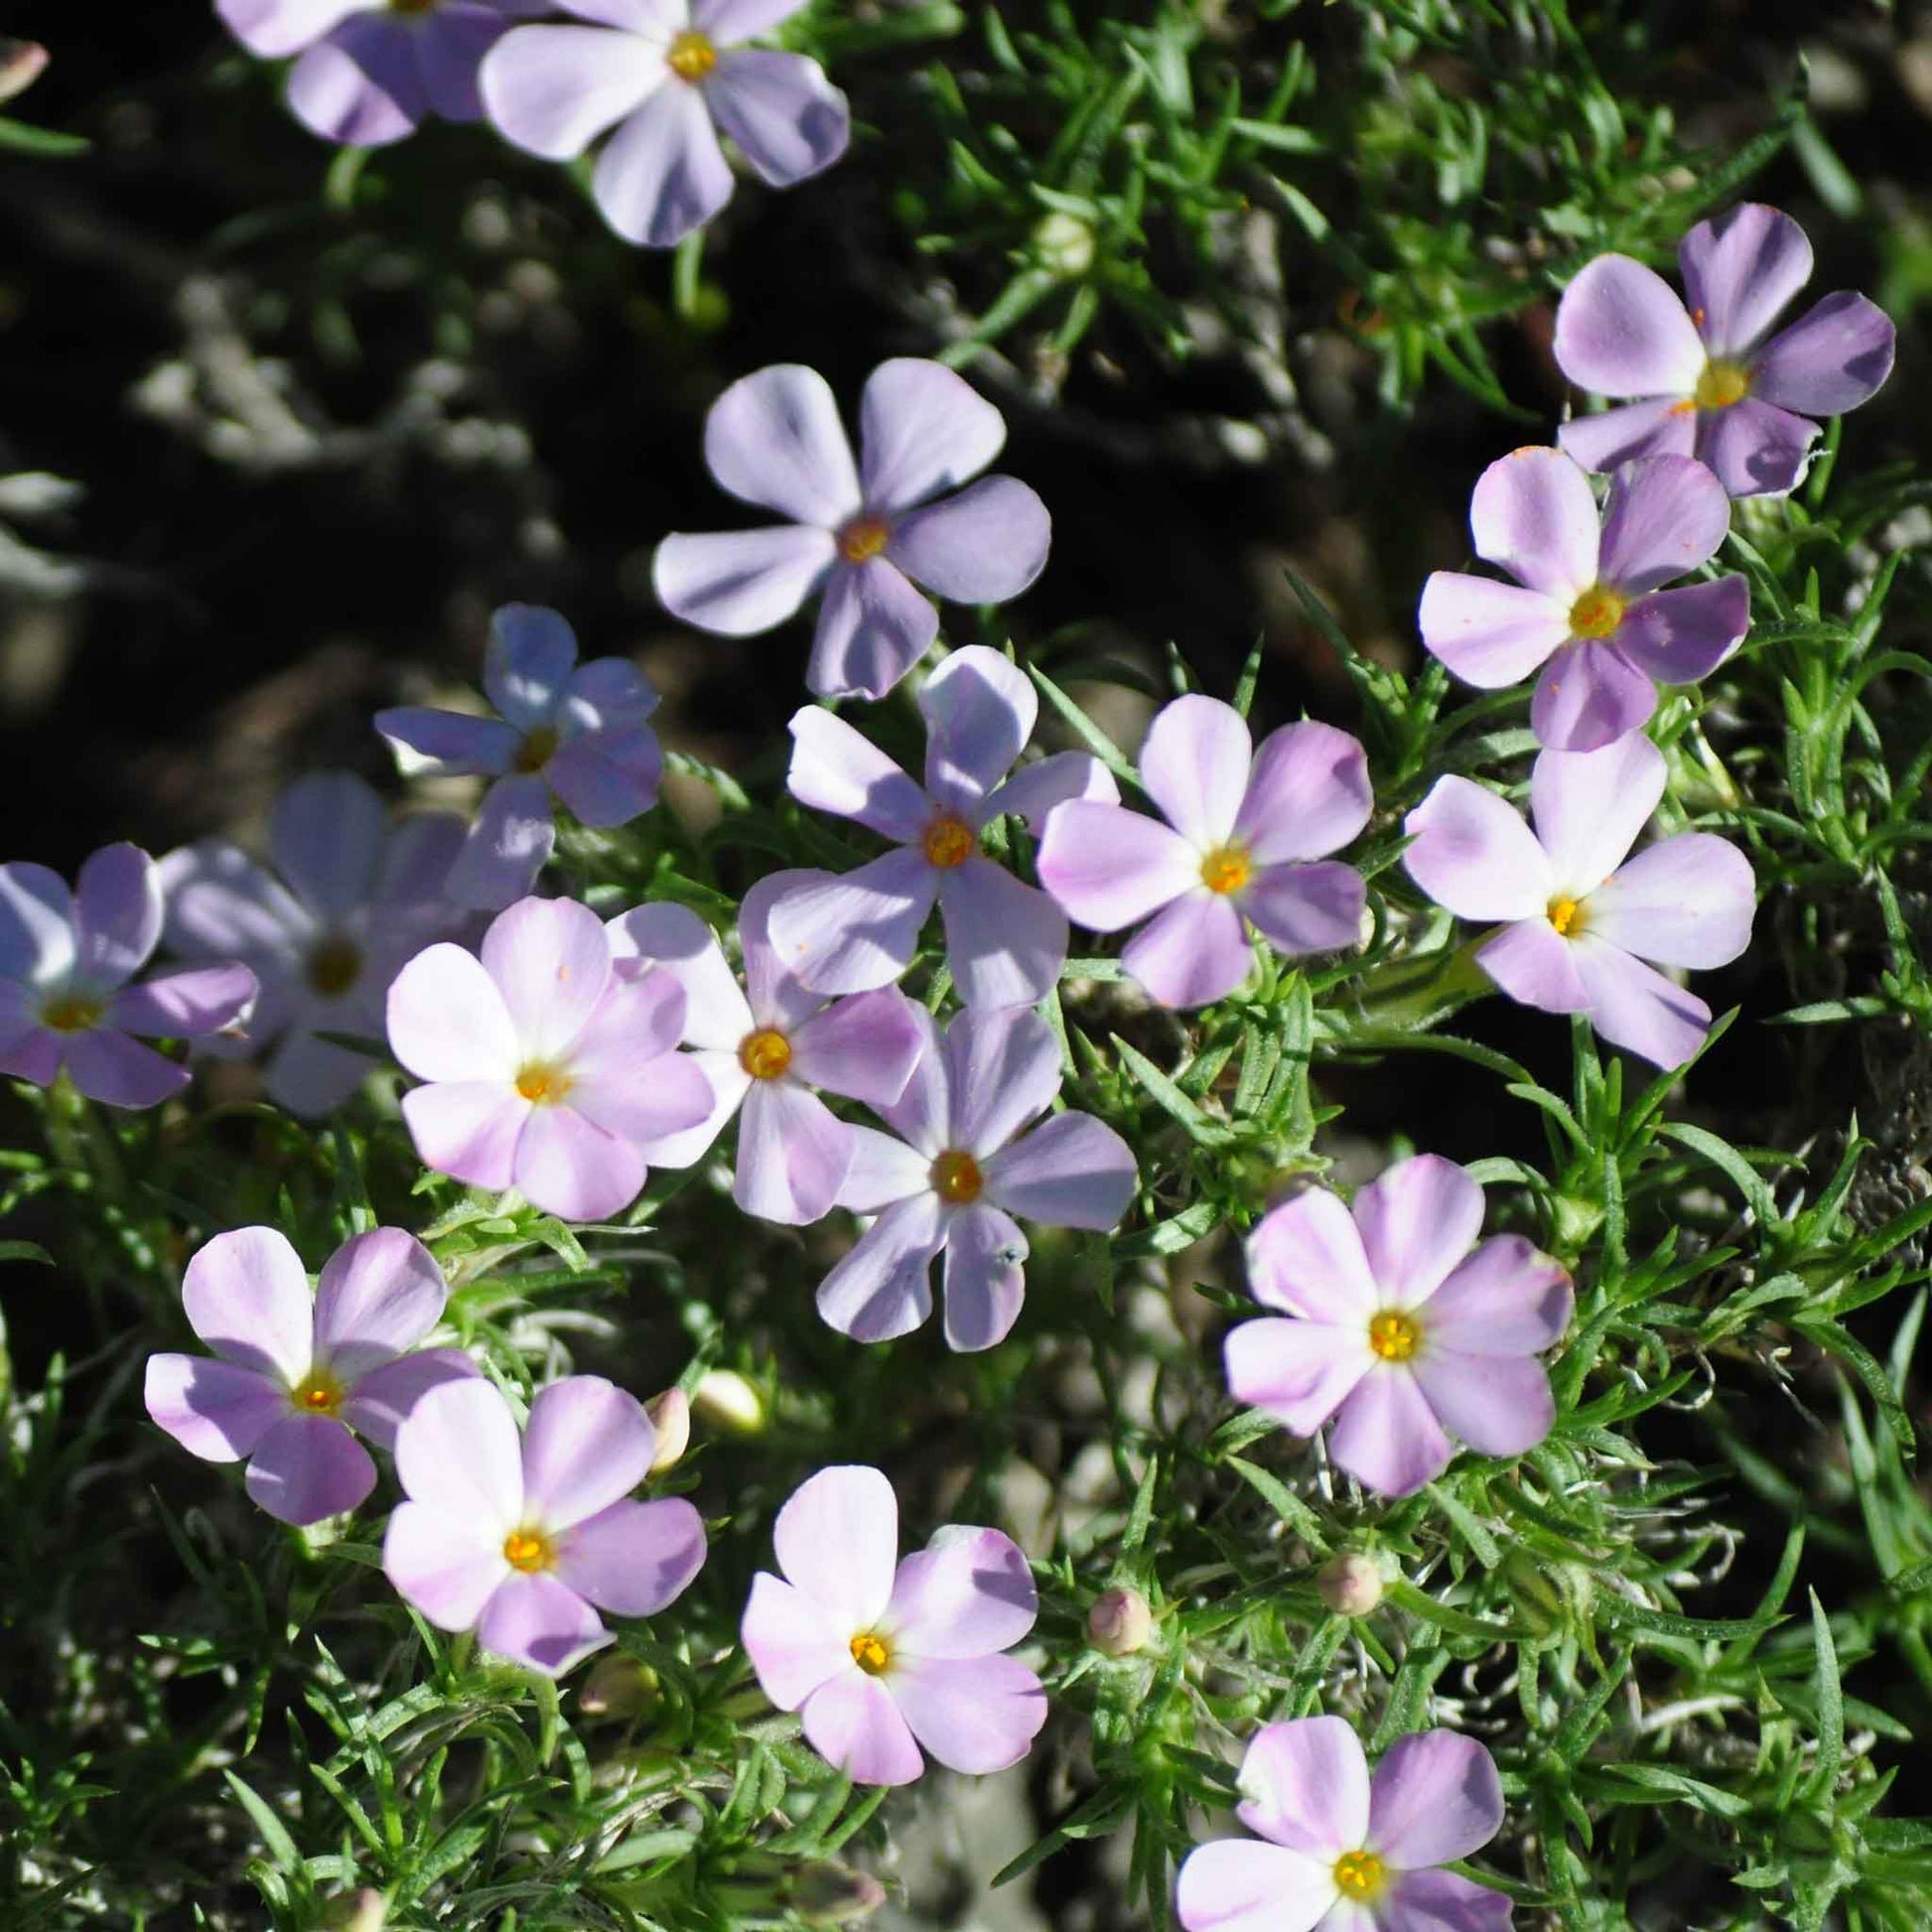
(654, 362), (1051, 701)
(375, 605), (662, 911)
(822, 1005), (1136, 1350)
(740, 1463), (1046, 1787)
(1554, 202), (1895, 497)
(605, 879), (924, 1224)
(1404, 734), (1754, 1069)
(385, 897), (713, 1222)
(481, 0), (847, 249)
(1420, 449), (1748, 752)
(385, 1375), (706, 1676)
(160, 772), (466, 1117)
(1037, 695), (1370, 1009)
(1176, 1716), (1511, 1932)
(1225, 1155), (1572, 1497)
(144, 1226), (476, 1526)
(768, 647), (1115, 1009)
(216, 0), (545, 150)
(0, 844), (257, 1109)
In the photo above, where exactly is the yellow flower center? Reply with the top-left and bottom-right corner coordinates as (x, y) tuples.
(921, 814), (977, 869)
(1548, 895), (1586, 939)
(515, 1060), (573, 1105)
(513, 726), (559, 774)
(837, 516), (892, 564)
(739, 1027), (793, 1081)
(1568, 584), (1626, 640)
(1332, 1850), (1388, 1902)
(1693, 357), (1752, 412)
(40, 994), (103, 1034)
(1198, 843), (1252, 896)
(290, 1369), (345, 1417)
(502, 1528), (555, 1574)
(1367, 1310), (1420, 1363)
(307, 934), (363, 998)
(849, 1631), (892, 1675)
(930, 1150), (984, 1205)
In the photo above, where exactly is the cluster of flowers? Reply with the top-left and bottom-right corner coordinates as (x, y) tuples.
(2, 202), (1896, 1926)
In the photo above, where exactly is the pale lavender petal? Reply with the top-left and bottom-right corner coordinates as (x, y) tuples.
(386, 937), (520, 1078)
(1367, 1729), (1505, 1868)
(799, 1670), (925, 1785)
(652, 524), (837, 635)
(817, 1194), (944, 1341)
(1035, 799), (1199, 930)
(383, 1497), (511, 1629)
(936, 859), (1066, 1011)
(764, 849), (935, 996)
(417, 3), (521, 121)
(1354, 1154), (1483, 1306)
(885, 1526), (1035, 1658)
(477, 1571), (611, 1675)
(568, 1043), (712, 1156)
(511, 1105), (646, 1221)
(73, 844), (162, 988)
(401, 1080), (527, 1191)
(1138, 694), (1250, 848)
(919, 644), (1035, 814)
(554, 1495), (705, 1612)
(1596, 453), (1731, 594)
(1695, 396), (1818, 498)
(1122, 891), (1253, 1009)
(63, 1030), (190, 1109)
(158, 843), (305, 1000)
(567, 962), (695, 1089)
(1679, 202), (1812, 358)
(271, 772), (387, 920)
(143, 1354), (284, 1462)
(1402, 776), (1552, 921)
(449, 774), (556, 909)
(1466, 445), (1599, 598)
(1376, 1868), (1514, 1932)
(1748, 291), (1895, 416)
(1558, 396), (1698, 475)
(1529, 637), (1658, 753)
(593, 79), (733, 247)
(705, 361), (861, 527)
(374, 705), (521, 777)
(869, 1003), (946, 1155)
(1174, 1839), (1337, 1932)
(786, 706), (930, 842)
(563, 653), (659, 730)
(983, 1110), (1136, 1230)
(394, 1376), (524, 1529)
(1587, 832), (1755, 968)
(1240, 861), (1364, 958)
(889, 477), (1050, 605)
(632, 1047), (744, 1169)
(0, 1016), (61, 1088)
(738, 868), (833, 1032)
(479, 23), (663, 160)
(544, 726), (661, 829)
(1613, 577), (1750, 686)
(312, 1226), (447, 1380)
(705, 48), (847, 186)
(858, 358), (1008, 515)
(340, 1348), (478, 1451)
(605, 900), (751, 1048)
(1553, 254), (1705, 397)
(1233, 722), (1371, 865)
(1475, 918), (1591, 1014)
(182, 1225), (315, 1381)
(556, 0), (685, 28)
(1247, 1186), (1378, 1320)
(982, 750), (1119, 830)
(1418, 573), (1571, 689)
(245, 1414), (376, 1524)
(1530, 736), (1663, 896)
(772, 1463), (898, 1626)
(694, 0), (807, 37)
(0, 861), (73, 981)
(1572, 936), (1713, 1069)
(1413, 1347), (1556, 1459)
(742, 1571), (855, 1709)
(787, 986), (925, 1106)
(110, 964), (258, 1038)
(940, 1202), (1029, 1351)
(1223, 1316), (1371, 1436)
(1426, 1237), (1573, 1355)
(807, 557), (940, 702)
(837, 1122), (935, 1211)
(217, 0), (363, 59)
(1237, 1715), (1370, 1856)
(945, 1005), (1061, 1157)
(481, 896), (613, 1058)
(1328, 1370), (1454, 1496)
(287, 20), (426, 146)
(735, 1077), (851, 1224)
(891, 1651), (1046, 1774)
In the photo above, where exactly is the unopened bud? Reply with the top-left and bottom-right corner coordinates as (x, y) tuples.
(1316, 1552), (1383, 1618)
(0, 41), (49, 106)
(1087, 1586), (1153, 1657)
(645, 1387), (691, 1472)
(322, 1891), (387, 1932)
(791, 1862), (887, 1924)
(1032, 210), (1095, 280)
(692, 1367), (763, 1434)
(579, 1654), (659, 1721)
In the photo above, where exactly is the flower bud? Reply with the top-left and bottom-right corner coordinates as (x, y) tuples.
(645, 1387), (691, 1472)
(578, 1655), (659, 1721)
(1032, 210), (1095, 280)
(0, 41), (48, 106)
(1087, 1585), (1153, 1656)
(1317, 1552), (1383, 1617)
(790, 1862), (887, 1924)
(322, 1891), (387, 1932)
(692, 1367), (763, 1434)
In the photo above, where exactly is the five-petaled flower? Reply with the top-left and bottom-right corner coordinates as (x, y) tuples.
(0, 843), (258, 1108)
(481, 0), (848, 249)
(1554, 202), (1895, 498)
(160, 771), (466, 1117)
(1037, 694), (1370, 1009)
(216, 0), (546, 150)
(1404, 735), (1755, 1069)
(820, 1005), (1137, 1350)
(376, 604), (662, 911)
(605, 881), (925, 1223)
(386, 897), (713, 1223)
(1225, 1155), (1573, 1497)
(1175, 1716), (1512, 1932)
(768, 646), (1114, 1009)
(740, 1463), (1046, 1786)
(1420, 449), (1749, 751)
(144, 1226), (477, 1525)
(654, 363), (1053, 701)
(384, 1375), (707, 1676)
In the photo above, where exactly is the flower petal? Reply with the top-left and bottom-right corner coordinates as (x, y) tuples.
(1418, 573), (1571, 691)
(606, 899), (751, 1047)
(1412, 1348), (1556, 1459)
(1402, 776), (1551, 922)
(416, 3), (523, 121)
(1467, 445), (1600, 598)
(890, 1651), (1046, 1774)
(401, 1080), (527, 1192)
(1354, 1154), (1484, 1306)
(936, 859), (1066, 1011)
(1572, 935), (1713, 1069)
(817, 1193), (944, 1341)
(705, 48), (848, 187)
(1241, 861), (1364, 959)
(1529, 637), (1658, 753)
(983, 750), (1120, 830)
(512, 1104), (647, 1221)
(183, 1226), (315, 1382)
(245, 1414), (377, 1525)
(216, 0), (364, 59)
(1035, 800), (1199, 931)
(1475, 917), (1591, 1015)
(984, 1110), (1136, 1230)
(394, 1377), (524, 1530)
(566, 975), (711, 1134)
(1748, 291), (1895, 417)
(806, 557), (940, 702)
(1530, 736), (1663, 896)
(340, 1348), (479, 1451)
(62, 1030), (191, 1108)
(837, 1123), (936, 1212)
(0, 862), (74, 982)
(544, 726), (661, 829)
(788, 986), (925, 1107)
(477, 1570), (611, 1675)
(1139, 694), (1250, 847)
(889, 476), (1051, 605)
(73, 844), (162, 989)
(1328, 1370), (1454, 1497)
(940, 1201), (1029, 1351)
(554, 1495), (706, 1614)
(1612, 578), (1750, 687)
(1553, 253), (1705, 397)
(800, 1669), (925, 1785)
(480, 23), (663, 160)
(886, 1525), (1035, 1658)
(1223, 1316), (1371, 1436)
(742, 1571), (855, 1709)
(143, 1354), (284, 1462)
(858, 358), (1008, 514)
(773, 1463), (899, 1628)
(447, 774), (557, 909)
(1236, 1716), (1370, 1856)
(786, 706), (931, 841)
(944, 1005), (1060, 1157)
(1587, 832), (1755, 968)
(735, 1077), (851, 1224)
(110, 963), (258, 1039)
(481, 896), (613, 1059)
(312, 1227), (447, 1381)
(764, 850), (936, 996)
(1122, 890), (1253, 1008)
(1174, 1839), (1338, 1932)
(630, 1047), (745, 1170)
(374, 706), (520, 778)
(593, 77), (734, 247)
(1375, 1868), (1514, 1932)
(270, 773), (387, 921)
(695, 0), (808, 37)
(386, 941), (515, 1081)
(1367, 1730), (1505, 1869)
(652, 524), (837, 634)
(1233, 721), (1371, 865)
(1558, 396), (1698, 475)
(384, 1497), (510, 1629)
(704, 361), (861, 527)
(1426, 1237), (1574, 1355)
(1247, 1186), (1378, 1320)
(868, 1003), (947, 1155)
(1679, 202), (1812, 358)
(515, 1375), (653, 1532)
(919, 644), (1035, 814)
(1694, 396), (1818, 498)
(287, 20), (426, 147)
(1596, 454), (1731, 595)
